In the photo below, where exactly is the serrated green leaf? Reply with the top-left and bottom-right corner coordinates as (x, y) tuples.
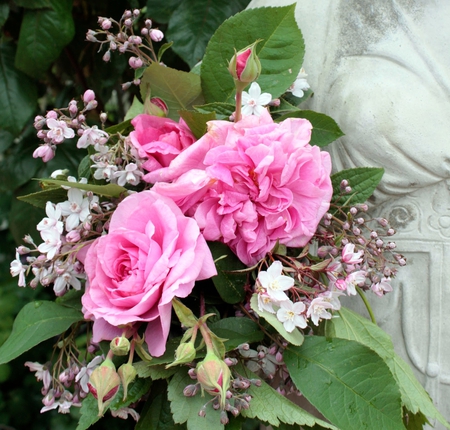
(0, 301), (83, 365)
(140, 63), (204, 121)
(15, 0), (75, 79)
(134, 362), (177, 380)
(209, 317), (264, 351)
(284, 337), (405, 430)
(167, 0), (251, 68)
(0, 42), (37, 135)
(194, 102), (235, 120)
(234, 363), (336, 429)
(76, 394), (101, 430)
(136, 380), (183, 430)
(110, 377), (151, 410)
(17, 187), (69, 208)
(325, 307), (450, 429)
(276, 110), (344, 147)
(249, 294), (304, 346)
(331, 167), (384, 208)
(168, 368), (223, 430)
(179, 110), (216, 139)
(124, 96), (144, 121)
(201, 5), (304, 104)
(208, 242), (247, 304)
(38, 178), (127, 198)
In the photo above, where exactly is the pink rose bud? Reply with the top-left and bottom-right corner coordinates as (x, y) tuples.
(87, 358), (120, 416)
(144, 97), (168, 117)
(110, 336), (130, 356)
(228, 40), (261, 86)
(150, 29), (164, 42)
(101, 19), (112, 30)
(83, 89), (96, 103)
(196, 352), (231, 410)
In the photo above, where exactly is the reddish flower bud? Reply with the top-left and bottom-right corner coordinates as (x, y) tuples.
(144, 97), (168, 117)
(228, 41), (261, 87)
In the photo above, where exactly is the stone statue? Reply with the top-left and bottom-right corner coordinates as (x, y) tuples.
(248, 0), (450, 426)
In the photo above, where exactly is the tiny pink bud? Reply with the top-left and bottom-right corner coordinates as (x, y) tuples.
(102, 51), (111, 62)
(66, 230), (81, 243)
(141, 27), (149, 36)
(110, 41), (117, 50)
(345, 186), (352, 193)
(133, 9), (140, 16)
(78, 114), (86, 122)
(46, 110), (58, 119)
(83, 89), (95, 103)
(145, 19), (152, 28)
(228, 41), (261, 86)
(150, 29), (164, 42)
(123, 10), (132, 18)
(101, 19), (112, 30)
(340, 179), (349, 188)
(85, 100), (98, 111)
(124, 18), (132, 27)
(129, 35), (142, 45)
(387, 228), (395, 236)
(128, 57), (143, 69)
(350, 207), (357, 215)
(100, 112), (107, 123)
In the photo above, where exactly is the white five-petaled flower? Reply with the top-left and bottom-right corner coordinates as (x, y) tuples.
(241, 82), (272, 116)
(307, 297), (334, 326)
(257, 292), (277, 314)
(53, 262), (85, 296)
(77, 125), (109, 149)
(37, 201), (63, 234)
(46, 118), (75, 144)
(257, 260), (294, 302)
(57, 188), (98, 231)
(276, 300), (307, 332)
(38, 228), (62, 260)
(113, 163), (143, 186)
(287, 68), (310, 98)
(10, 251), (27, 287)
(371, 277), (393, 297)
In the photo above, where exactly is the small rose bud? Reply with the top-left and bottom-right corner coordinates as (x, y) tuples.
(117, 362), (137, 400)
(110, 336), (131, 356)
(166, 342), (196, 368)
(228, 40), (261, 87)
(133, 9), (140, 16)
(150, 29), (164, 42)
(144, 97), (168, 117)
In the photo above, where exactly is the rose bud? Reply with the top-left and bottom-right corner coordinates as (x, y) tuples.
(196, 352), (231, 410)
(228, 40), (261, 87)
(87, 358), (121, 416)
(166, 342), (196, 368)
(144, 97), (168, 117)
(110, 336), (131, 356)
(117, 363), (137, 400)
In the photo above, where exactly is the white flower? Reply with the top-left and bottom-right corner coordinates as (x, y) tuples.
(341, 243), (364, 265)
(77, 125), (109, 149)
(92, 160), (118, 181)
(319, 290), (343, 310)
(344, 270), (366, 295)
(10, 251), (27, 287)
(307, 297), (334, 326)
(113, 163), (143, 186)
(53, 263), (85, 296)
(276, 300), (307, 332)
(46, 118), (75, 144)
(287, 68), (310, 98)
(25, 361), (52, 391)
(57, 188), (98, 231)
(37, 201), (63, 234)
(371, 277), (393, 297)
(76, 355), (104, 393)
(257, 261), (294, 302)
(257, 293), (277, 314)
(38, 227), (62, 259)
(241, 82), (272, 116)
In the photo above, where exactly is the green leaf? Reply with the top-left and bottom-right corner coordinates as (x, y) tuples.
(157, 41), (174, 63)
(194, 102), (235, 120)
(0, 300), (83, 365)
(124, 96), (144, 121)
(325, 307), (450, 429)
(172, 298), (198, 328)
(78, 154), (92, 181)
(331, 167), (384, 208)
(110, 377), (151, 410)
(17, 187), (70, 208)
(208, 242), (247, 304)
(38, 178), (127, 198)
(250, 294), (304, 346)
(140, 62), (204, 121)
(167, 0), (251, 69)
(276, 110), (344, 147)
(136, 380), (184, 430)
(179, 110), (216, 139)
(168, 368), (223, 429)
(15, 0), (75, 79)
(0, 3), (9, 28)
(134, 362), (177, 380)
(234, 363), (336, 429)
(13, 0), (52, 8)
(105, 118), (133, 135)
(0, 42), (37, 135)
(145, 0), (183, 23)
(209, 317), (264, 351)
(76, 394), (101, 430)
(201, 5), (304, 104)
(284, 336), (405, 430)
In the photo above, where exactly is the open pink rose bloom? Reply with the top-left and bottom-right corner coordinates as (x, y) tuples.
(153, 111), (333, 265)
(81, 190), (217, 356)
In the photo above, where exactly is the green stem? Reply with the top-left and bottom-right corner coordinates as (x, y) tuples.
(198, 321), (215, 354)
(235, 89), (242, 122)
(356, 286), (377, 324)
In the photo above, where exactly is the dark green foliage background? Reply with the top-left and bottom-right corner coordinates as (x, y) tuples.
(0, 1), (250, 428)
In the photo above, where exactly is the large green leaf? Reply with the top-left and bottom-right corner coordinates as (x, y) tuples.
(168, 368), (223, 430)
(179, 110), (216, 139)
(325, 307), (450, 429)
(37, 178), (127, 198)
(15, 0), (75, 79)
(331, 167), (384, 208)
(209, 317), (264, 350)
(201, 5), (304, 104)
(208, 241), (247, 304)
(0, 43), (37, 135)
(0, 300), (83, 365)
(167, 0), (251, 68)
(17, 187), (71, 208)
(284, 337), (405, 430)
(140, 63), (204, 121)
(145, 0), (183, 23)
(235, 363), (336, 429)
(276, 110), (344, 147)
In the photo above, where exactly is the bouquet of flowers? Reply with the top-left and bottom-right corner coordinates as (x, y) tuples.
(2, 5), (448, 429)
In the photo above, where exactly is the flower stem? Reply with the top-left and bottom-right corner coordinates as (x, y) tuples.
(235, 89), (242, 122)
(356, 286), (377, 324)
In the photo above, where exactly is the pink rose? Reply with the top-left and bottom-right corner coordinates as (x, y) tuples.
(81, 190), (216, 357)
(153, 111), (333, 266)
(129, 114), (196, 182)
